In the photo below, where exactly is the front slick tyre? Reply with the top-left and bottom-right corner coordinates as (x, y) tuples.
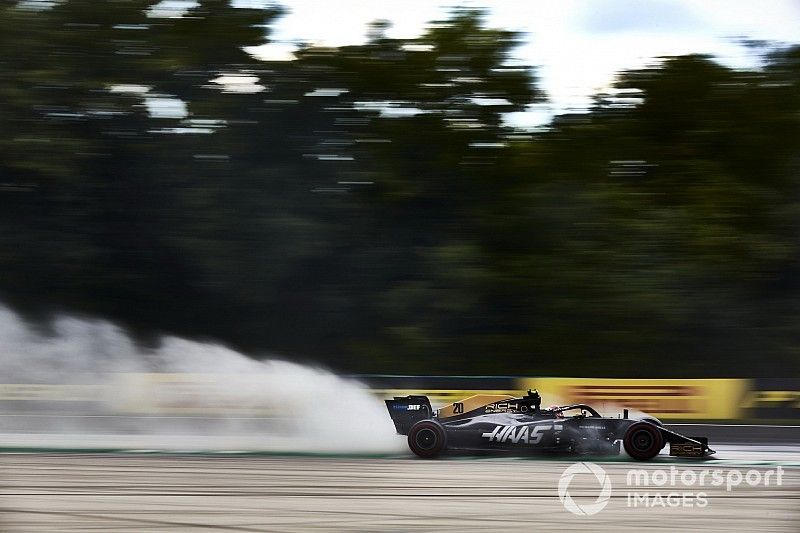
(623, 421), (664, 460)
(408, 420), (447, 458)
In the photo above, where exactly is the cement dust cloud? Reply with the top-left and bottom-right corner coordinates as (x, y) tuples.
(0, 305), (404, 453)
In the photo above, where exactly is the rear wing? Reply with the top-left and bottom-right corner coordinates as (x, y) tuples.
(385, 395), (433, 435)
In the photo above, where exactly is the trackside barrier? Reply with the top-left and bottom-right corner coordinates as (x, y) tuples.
(1, 375), (799, 420)
(363, 376), (752, 420)
(741, 378), (800, 420)
(518, 378), (748, 420)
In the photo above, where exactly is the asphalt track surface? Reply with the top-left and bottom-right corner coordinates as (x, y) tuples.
(1, 449), (798, 532)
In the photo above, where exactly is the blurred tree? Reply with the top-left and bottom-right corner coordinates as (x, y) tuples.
(277, 10), (543, 369)
(0, 1), (798, 376)
(0, 0), (286, 338)
(484, 50), (800, 376)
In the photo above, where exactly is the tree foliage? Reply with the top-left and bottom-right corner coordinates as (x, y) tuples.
(1, 1), (799, 376)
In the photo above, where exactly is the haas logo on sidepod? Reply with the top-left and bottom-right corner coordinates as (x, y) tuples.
(481, 423), (563, 444)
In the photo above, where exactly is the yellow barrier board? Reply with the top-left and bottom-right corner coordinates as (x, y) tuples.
(517, 378), (749, 420)
(741, 390), (800, 409)
(0, 384), (105, 402)
(0, 377), (754, 420)
(110, 373), (287, 415)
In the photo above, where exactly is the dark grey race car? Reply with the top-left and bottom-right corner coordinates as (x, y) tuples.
(386, 390), (715, 460)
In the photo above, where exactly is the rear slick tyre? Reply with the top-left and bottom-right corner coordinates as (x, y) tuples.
(408, 420), (447, 458)
(623, 422), (664, 460)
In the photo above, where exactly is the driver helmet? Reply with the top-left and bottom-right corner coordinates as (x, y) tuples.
(548, 405), (563, 418)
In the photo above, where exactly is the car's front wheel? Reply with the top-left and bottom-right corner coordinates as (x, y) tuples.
(407, 420), (447, 458)
(623, 422), (664, 460)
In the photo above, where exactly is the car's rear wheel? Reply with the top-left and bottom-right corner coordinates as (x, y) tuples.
(623, 422), (664, 460)
(408, 420), (447, 458)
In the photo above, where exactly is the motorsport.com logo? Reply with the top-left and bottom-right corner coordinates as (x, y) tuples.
(557, 462), (785, 515)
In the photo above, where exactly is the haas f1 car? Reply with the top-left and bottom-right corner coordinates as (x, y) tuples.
(386, 390), (715, 460)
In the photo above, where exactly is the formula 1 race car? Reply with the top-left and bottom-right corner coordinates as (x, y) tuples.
(386, 389), (715, 460)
